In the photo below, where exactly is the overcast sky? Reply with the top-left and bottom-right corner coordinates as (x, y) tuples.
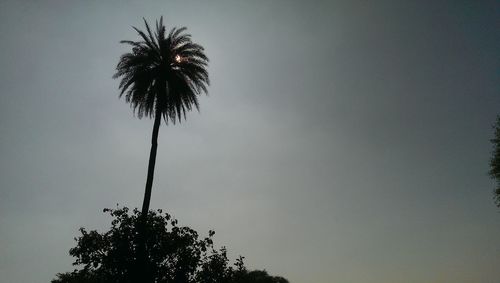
(0, 1), (499, 282)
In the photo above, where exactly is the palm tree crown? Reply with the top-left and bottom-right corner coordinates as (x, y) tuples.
(113, 17), (209, 123)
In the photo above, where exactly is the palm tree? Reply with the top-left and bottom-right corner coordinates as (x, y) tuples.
(113, 17), (209, 216)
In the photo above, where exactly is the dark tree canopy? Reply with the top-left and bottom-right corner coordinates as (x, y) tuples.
(113, 17), (209, 124)
(52, 207), (288, 283)
(490, 115), (500, 207)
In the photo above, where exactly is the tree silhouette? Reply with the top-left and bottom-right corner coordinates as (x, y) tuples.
(489, 115), (500, 207)
(113, 17), (209, 216)
(52, 207), (289, 283)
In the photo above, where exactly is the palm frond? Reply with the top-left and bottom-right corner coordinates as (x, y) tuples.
(114, 18), (209, 124)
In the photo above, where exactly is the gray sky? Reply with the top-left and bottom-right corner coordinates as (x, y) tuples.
(1, 1), (499, 282)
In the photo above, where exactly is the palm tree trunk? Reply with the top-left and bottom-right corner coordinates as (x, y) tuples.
(141, 110), (161, 216)
(135, 110), (161, 283)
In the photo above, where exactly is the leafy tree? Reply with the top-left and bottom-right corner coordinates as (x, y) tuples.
(490, 115), (500, 207)
(113, 17), (209, 216)
(52, 207), (288, 283)
(232, 270), (289, 283)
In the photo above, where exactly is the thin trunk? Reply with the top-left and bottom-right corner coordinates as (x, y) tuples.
(135, 109), (161, 283)
(137, 80), (165, 283)
(141, 110), (161, 216)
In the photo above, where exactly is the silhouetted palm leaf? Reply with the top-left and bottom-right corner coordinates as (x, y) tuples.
(114, 17), (209, 124)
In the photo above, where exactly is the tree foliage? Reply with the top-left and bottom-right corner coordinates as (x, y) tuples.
(52, 207), (288, 283)
(490, 115), (500, 207)
(113, 17), (209, 124)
